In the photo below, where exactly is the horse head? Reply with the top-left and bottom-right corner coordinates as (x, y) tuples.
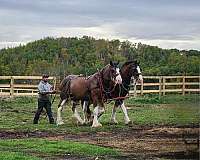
(100, 61), (122, 84)
(121, 60), (143, 83)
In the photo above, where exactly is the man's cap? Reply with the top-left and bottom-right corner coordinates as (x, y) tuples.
(42, 74), (49, 78)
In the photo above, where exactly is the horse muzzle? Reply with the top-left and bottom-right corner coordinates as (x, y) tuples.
(115, 75), (122, 84)
(137, 75), (143, 84)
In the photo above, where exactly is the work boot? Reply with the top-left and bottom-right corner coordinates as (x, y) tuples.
(33, 120), (38, 124)
(49, 118), (54, 124)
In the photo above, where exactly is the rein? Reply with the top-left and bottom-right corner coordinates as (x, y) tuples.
(92, 62), (141, 102)
(121, 83), (130, 92)
(51, 93), (57, 104)
(97, 72), (133, 101)
(107, 77), (137, 101)
(106, 84), (130, 101)
(97, 71), (117, 102)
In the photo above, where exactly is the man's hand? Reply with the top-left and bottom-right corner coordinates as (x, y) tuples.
(51, 90), (56, 94)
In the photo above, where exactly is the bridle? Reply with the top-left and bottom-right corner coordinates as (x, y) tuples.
(107, 63), (142, 101)
(97, 69), (117, 102)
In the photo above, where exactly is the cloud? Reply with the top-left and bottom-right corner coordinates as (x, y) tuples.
(0, 0), (200, 50)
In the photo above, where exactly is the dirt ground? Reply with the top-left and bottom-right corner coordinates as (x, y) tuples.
(0, 125), (199, 160)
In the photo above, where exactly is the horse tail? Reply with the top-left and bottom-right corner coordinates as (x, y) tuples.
(59, 77), (72, 103)
(59, 75), (78, 92)
(59, 78), (69, 91)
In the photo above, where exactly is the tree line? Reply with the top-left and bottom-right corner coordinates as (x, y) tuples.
(0, 36), (199, 77)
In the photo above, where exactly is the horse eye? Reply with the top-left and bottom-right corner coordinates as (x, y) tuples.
(110, 68), (115, 72)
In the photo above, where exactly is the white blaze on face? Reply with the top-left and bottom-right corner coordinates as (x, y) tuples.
(115, 68), (122, 84)
(137, 66), (143, 82)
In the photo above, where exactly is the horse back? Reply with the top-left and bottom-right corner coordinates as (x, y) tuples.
(70, 77), (88, 99)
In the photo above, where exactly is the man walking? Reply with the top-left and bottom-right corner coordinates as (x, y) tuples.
(33, 74), (56, 124)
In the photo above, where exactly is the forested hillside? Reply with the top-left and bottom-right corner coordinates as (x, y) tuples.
(0, 36), (199, 76)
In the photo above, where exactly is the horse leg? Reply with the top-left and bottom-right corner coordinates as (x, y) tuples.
(86, 102), (93, 123)
(56, 99), (66, 125)
(72, 101), (84, 125)
(92, 106), (101, 128)
(120, 102), (131, 124)
(92, 103), (105, 128)
(82, 100), (90, 124)
(110, 102), (119, 124)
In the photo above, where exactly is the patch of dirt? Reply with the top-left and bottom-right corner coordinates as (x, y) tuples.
(61, 126), (199, 159)
(0, 130), (50, 139)
(0, 125), (199, 159)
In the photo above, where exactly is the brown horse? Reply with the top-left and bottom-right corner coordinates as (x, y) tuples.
(82, 60), (143, 125)
(57, 61), (122, 127)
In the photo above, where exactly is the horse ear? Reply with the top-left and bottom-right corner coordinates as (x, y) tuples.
(117, 60), (119, 65)
(134, 60), (139, 65)
(110, 61), (114, 66)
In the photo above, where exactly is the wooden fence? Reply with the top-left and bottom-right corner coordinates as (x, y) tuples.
(130, 76), (200, 96)
(0, 76), (199, 97)
(0, 76), (56, 97)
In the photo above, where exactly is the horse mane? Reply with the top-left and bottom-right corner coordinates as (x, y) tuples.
(100, 64), (109, 73)
(121, 61), (135, 69)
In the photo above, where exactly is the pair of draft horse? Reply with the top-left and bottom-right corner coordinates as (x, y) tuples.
(57, 60), (143, 128)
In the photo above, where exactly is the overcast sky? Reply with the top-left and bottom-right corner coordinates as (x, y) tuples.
(0, 0), (200, 50)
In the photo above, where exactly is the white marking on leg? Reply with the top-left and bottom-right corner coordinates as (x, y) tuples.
(62, 99), (67, 104)
(98, 106), (105, 118)
(92, 106), (102, 127)
(121, 102), (131, 124)
(74, 107), (84, 124)
(111, 105), (118, 124)
(82, 101), (87, 123)
(56, 99), (66, 125)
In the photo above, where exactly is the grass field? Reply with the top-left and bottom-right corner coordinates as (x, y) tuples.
(0, 94), (199, 159)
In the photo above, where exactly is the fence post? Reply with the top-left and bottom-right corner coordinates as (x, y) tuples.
(10, 76), (14, 97)
(159, 76), (162, 98)
(163, 77), (166, 95)
(182, 76), (185, 95)
(141, 80), (144, 95)
(134, 82), (137, 97)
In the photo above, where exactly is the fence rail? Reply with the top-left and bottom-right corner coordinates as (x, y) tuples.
(0, 76), (56, 97)
(0, 76), (199, 97)
(129, 76), (200, 96)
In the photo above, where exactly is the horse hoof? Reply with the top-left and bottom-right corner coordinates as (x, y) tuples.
(92, 123), (102, 128)
(125, 120), (132, 126)
(110, 120), (118, 125)
(88, 121), (93, 126)
(57, 121), (64, 126)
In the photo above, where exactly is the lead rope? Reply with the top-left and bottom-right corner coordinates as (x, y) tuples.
(97, 70), (105, 101)
(51, 93), (56, 105)
(119, 84), (122, 98)
(97, 70), (118, 102)
(106, 79), (134, 101)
